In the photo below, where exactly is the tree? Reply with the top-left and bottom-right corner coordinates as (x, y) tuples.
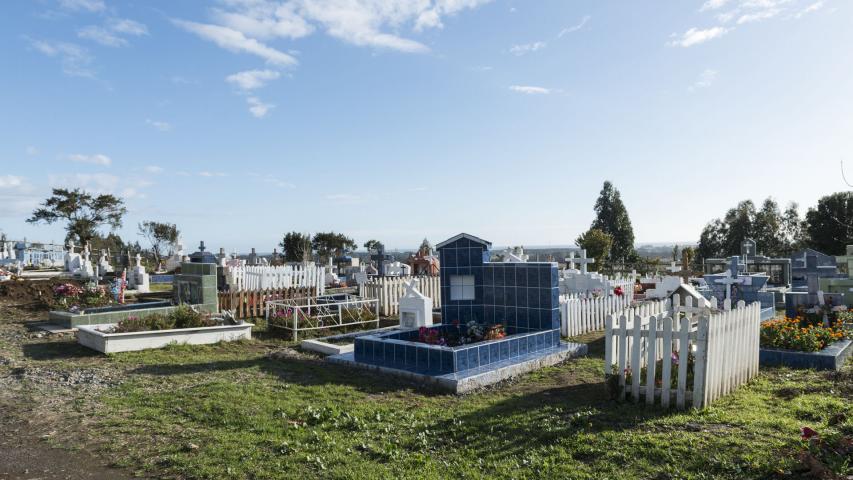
(721, 200), (756, 256)
(363, 239), (384, 253)
(279, 232), (312, 262)
(805, 192), (853, 255)
(671, 245), (680, 263)
(590, 181), (637, 263)
(312, 232), (357, 261)
(138, 221), (179, 266)
(27, 188), (126, 244)
(575, 228), (612, 272)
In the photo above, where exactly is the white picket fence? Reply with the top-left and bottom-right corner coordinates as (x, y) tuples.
(360, 276), (441, 316)
(226, 264), (325, 295)
(605, 296), (761, 409)
(560, 294), (633, 337)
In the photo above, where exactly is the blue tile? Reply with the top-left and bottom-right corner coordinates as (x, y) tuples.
(467, 348), (479, 369)
(519, 336), (529, 355)
(551, 308), (560, 330)
(458, 237), (471, 248)
(551, 268), (559, 288)
(441, 351), (454, 373)
(527, 267), (539, 288)
(365, 340), (375, 361)
(405, 345), (416, 367)
(517, 308), (529, 330)
(517, 288), (528, 308)
(535, 333), (545, 351)
(500, 341), (509, 361)
(456, 349), (468, 371)
(394, 344), (405, 368)
(472, 307), (484, 323)
(428, 348), (441, 374)
(505, 266), (516, 286)
(506, 306), (516, 329)
(483, 285), (494, 304)
(494, 267), (505, 286)
(460, 307), (472, 324)
(552, 330), (561, 345)
(484, 265), (494, 286)
(469, 247), (482, 266)
(473, 267), (483, 286)
(551, 288), (559, 309)
(494, 306), (506, 325)
(539, 289), (550, 310)
(510, 338), (519, 357)
(484, 305), (494, 323)
(517, 265), (528, 287)
(479, 345), (490, 366)
(489, 342), (499, 363)
(475, 285), (483, 302)
(539, 267), (551, 289)
(416, 347), (429, 372)
(528, 335), (537, 352)
(505, 286), (516, 306)
(354, 338), (364, 358)
(443, 249), (456, 268)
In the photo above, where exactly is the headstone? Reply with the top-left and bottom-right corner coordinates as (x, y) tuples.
(98, 250), (114, 274)
(129, 253), (150, 293)
(565, 249), (594, 274)
(399, 278), (433, 329)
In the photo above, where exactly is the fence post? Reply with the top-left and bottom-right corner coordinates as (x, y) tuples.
(645, 315), (658, 405)
(631, 315), (642, 403)
(618, 315), (628, 401)
(676, 315), (690, 409)
(693, 314), (710, 409)
(661, 315), (673, 409)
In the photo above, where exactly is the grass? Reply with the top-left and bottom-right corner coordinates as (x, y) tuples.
(83, 331), (853, 480)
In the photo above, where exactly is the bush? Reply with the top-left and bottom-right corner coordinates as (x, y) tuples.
(112, 306), (217, 333)
(114, 314), (175, 333)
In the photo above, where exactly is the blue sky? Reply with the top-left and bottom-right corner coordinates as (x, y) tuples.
(1, 0), (851, 252)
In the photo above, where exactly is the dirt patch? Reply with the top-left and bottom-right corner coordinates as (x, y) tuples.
(0, 278), (79, 309)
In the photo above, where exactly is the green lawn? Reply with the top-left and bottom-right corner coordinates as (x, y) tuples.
(86, 332), (852, 480)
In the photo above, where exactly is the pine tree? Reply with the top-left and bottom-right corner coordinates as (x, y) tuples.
(590, 181), (637, 263)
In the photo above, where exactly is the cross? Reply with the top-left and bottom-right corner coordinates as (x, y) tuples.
(838, 245), (853, 280)
(565, 251), (577, 270)
(370, 243), (392, 277)
(198, 241), (207, 252)
(404, 278), (420, 296)
(715, 256), (745, 301)
(667, 261), (681, 274)
(566, 249), (595, 273)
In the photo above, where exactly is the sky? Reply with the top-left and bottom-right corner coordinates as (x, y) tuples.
(1, 0), (851, 252)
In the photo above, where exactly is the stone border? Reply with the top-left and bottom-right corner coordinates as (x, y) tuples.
(327, 341), (587, 394)
(759, 339), (852, 371)
(49, 303), (216, 328)
(77, 322), (253, 354)
(299, 326), (401, 356)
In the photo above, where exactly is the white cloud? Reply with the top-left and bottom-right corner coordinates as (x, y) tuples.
(146, 119), (172, 132)
(26, 146), (39, 156)
(509, 41), (546, 56)
(795, 1), (824, 18)
(509, 85), (551, 95)
(262, 176), (296, 188)
(28, 39), (95, 78)
(0, 175), (25, 189)
(49, 173), (119, 194)
(668, 27), (728, 47)
(66, 153), (112, 166)
(247, 96), (274, 118)
(689, 69), (718, 92)
(199, 171), (227, 177)
(59, 0), (105, 12)
(180, 0), (492, 56)
(325, 193), (364, 204)
(144, 165), (164, 174)
(558, 15), (591, 37)
(109, 18), (149, 36)
(737, 8), (781, 23)
(173, 19), (298, 66)
(700, 0), (734, 11)
(226, 69), (281, 90)
(78, 26), (128, 47)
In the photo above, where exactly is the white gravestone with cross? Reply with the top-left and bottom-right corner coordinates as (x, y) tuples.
(715, 257), (746, 302)
(399, 278), (433, 329)
(129, 253), (150, 293)
(565, 249), (595, 274)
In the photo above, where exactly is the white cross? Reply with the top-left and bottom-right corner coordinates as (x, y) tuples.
(715, 272), (745, 301)
(574, 249), (595, 274)
(667, 261), (681, 274)
(565, 251), (577, 270)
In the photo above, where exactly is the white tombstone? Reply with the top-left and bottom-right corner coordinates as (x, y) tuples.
(98, 250), (114, 274)
(399, 278), (433, 329)
(383, 261), (412, 276)
(77, 244), (95, 279)
(644, 276), (683, 299)
(566, 249), (595, 274)
(129, 253), (150, 293)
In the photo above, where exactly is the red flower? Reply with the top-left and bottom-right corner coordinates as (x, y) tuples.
(614, 286), (624, 297)
(800, 426), (819, 440)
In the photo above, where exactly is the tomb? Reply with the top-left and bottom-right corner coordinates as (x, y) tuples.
(398, 278), (433, 329)
(333, 233), (586, 393)
(701, 255), (776, 320)
(704, 239), (791, 287)
(382, 260), (412, 276)
(818, 245), (853, 308)
(128, 253), (150, 293)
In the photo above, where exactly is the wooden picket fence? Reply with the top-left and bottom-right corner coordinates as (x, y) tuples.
(225, 264), (325, 294)
(218, 287), (316, 319)
(560, 293), (633, 337)
(360, 276), (441, 316)
(605, 296), (761, 409)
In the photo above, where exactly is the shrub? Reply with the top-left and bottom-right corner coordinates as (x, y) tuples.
(170, 305), (216, 329)
(114, 314), (175, 333)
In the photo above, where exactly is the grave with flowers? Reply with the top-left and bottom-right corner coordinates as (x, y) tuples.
(330, 233), (587, 393)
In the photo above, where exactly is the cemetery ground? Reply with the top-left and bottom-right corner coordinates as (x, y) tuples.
(0, 298), (851, 480)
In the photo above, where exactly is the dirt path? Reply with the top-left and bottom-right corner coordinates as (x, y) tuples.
(0, 298), (142, 479)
